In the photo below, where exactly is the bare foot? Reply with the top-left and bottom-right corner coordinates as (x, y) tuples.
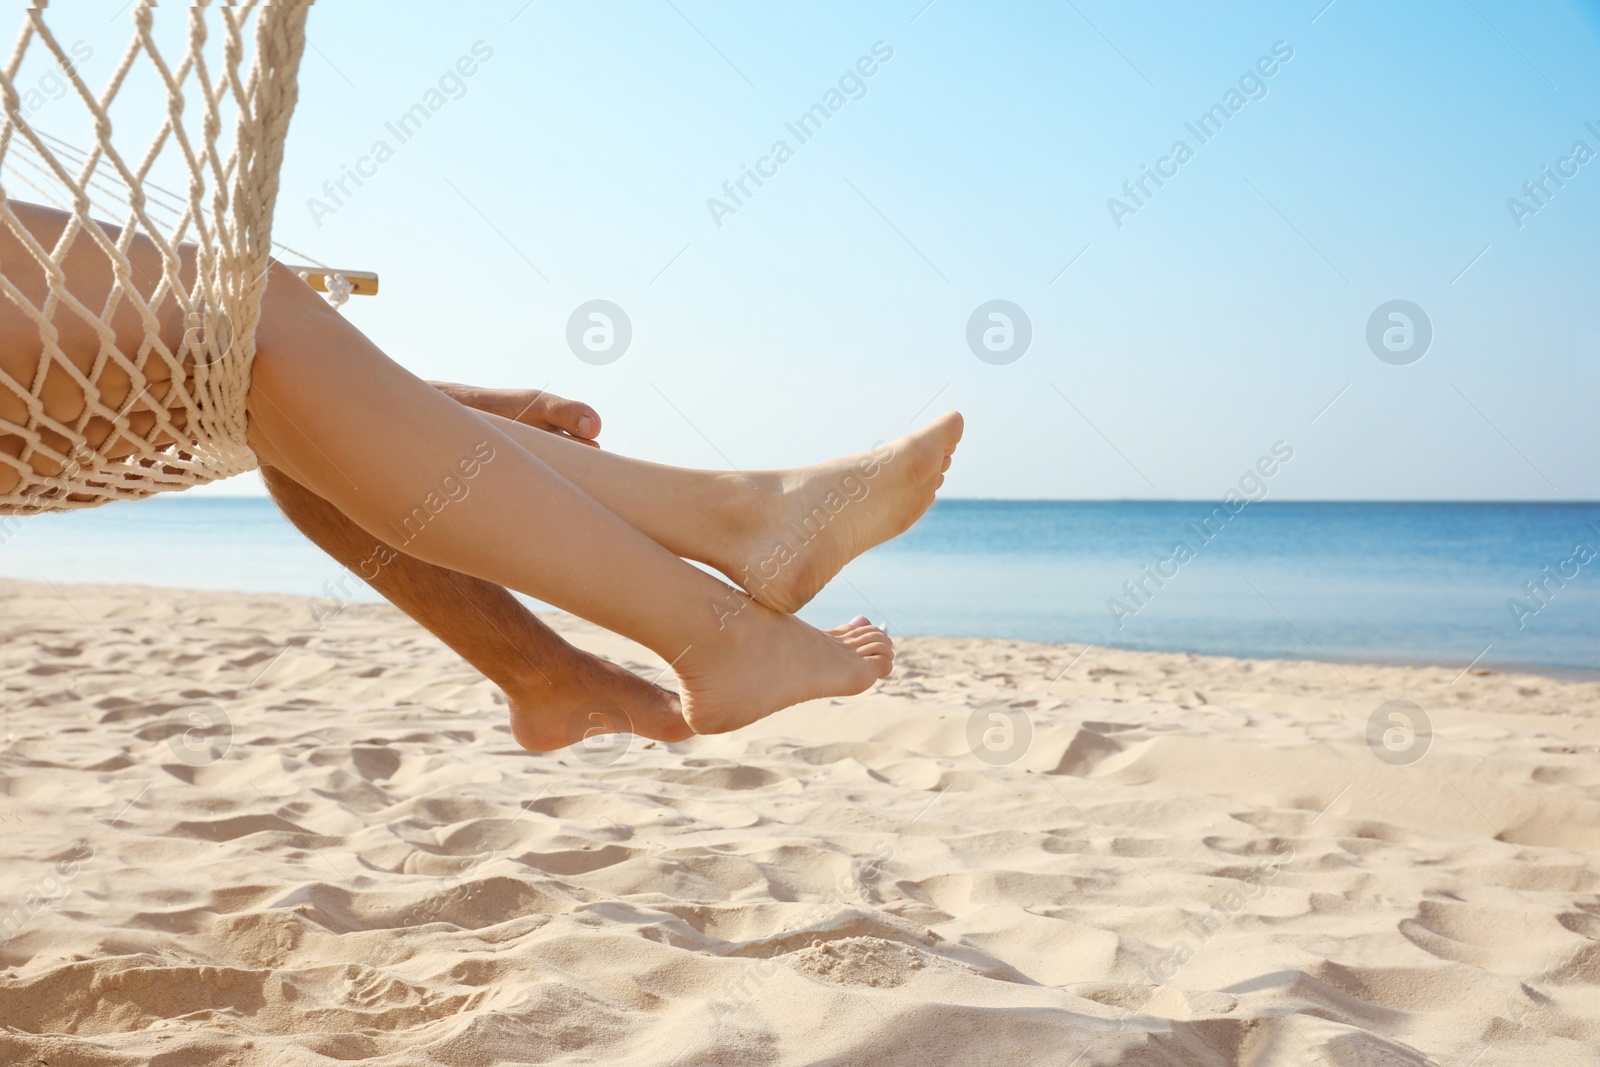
(676, 611), (893, 735)
(506, 649), (692, 752)
(722, 412), (963, 614)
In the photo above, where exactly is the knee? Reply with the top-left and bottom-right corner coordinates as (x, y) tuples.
(251, 261), (344, 367)
(264, 258), (318, 302)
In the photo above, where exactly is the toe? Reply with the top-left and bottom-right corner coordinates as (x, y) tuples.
(862, 640), (895, 676)
(856, 635), (893, 658)
(845, 625), (893, 657)
(930, 410), (964, 449)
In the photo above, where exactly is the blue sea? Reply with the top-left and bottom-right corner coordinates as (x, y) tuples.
(3, 498), (1597, 675)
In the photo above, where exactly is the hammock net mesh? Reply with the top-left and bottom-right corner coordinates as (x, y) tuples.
(0, 0), (311, 514)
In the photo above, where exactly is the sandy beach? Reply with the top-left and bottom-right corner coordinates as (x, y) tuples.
(2, 576), (1599, 1065)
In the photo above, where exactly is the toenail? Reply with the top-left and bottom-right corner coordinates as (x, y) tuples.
(577, 415), (597, 435)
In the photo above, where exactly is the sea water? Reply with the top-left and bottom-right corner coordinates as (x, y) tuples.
(3, 498), (1597, 674)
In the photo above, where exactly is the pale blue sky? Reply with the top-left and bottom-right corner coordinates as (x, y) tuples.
(35, 1), (1600, 499)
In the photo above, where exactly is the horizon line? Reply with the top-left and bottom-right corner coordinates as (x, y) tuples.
(164, 493), (1600, 506)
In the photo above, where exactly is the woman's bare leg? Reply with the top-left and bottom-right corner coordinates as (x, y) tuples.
(0, 201), (950, 733)
(469, 409), (962, 615)
(244, 265), (896, 733)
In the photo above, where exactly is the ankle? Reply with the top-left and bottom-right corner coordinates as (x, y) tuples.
(706, 470), (779, 561)
(721, 469), (779, 523)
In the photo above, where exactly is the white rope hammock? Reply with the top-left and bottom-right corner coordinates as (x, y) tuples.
(0, 0), (313, 513)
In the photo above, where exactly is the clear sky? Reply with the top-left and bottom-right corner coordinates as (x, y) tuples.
(30, 0), (1600, 500)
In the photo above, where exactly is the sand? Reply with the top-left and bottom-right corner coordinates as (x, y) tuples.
(2, 576), (1598, 1065)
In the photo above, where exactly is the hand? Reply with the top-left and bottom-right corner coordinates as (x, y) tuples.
(428, 382), (602, 448)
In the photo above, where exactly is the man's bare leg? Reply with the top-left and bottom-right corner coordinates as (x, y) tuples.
(261, 463), (692, 752)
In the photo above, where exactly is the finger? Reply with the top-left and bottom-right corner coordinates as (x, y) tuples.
(538, 394), (601, 440)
